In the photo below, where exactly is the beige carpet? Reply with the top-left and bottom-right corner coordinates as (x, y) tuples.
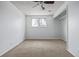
(2, 39), (73, 57)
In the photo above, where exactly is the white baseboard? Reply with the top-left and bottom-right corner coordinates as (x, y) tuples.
(25, 36), (63, 40)
(0, 39), (24, 56)
(67, 48), (79, 57)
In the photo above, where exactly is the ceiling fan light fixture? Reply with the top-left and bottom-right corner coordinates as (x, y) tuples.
(33, 1), (55, 10)
(42, 6), (45, 10)
(41, 4), (45, 10)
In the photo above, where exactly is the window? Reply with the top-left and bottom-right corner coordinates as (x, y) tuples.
(32, 19), (39, 27)
(40, 19), (47, 27)
(32, 18), (47, 27)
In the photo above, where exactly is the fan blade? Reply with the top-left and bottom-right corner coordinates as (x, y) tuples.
(44, 1), (54, 4)
(33, 1), (43, 2)
(33, 3), (40, 8)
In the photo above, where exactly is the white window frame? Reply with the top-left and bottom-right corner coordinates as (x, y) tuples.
(32, 18), (47, 27)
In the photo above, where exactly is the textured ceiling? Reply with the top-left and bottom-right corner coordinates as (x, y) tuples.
(11, 1), (64, 15)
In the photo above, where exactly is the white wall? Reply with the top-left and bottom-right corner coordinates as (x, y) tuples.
(55, 10), (67, 42)
(0, 2), (25, 56)
(25, 15), (62, 39)
(61, 16), (67, 42)
(67, 2), (79, 57)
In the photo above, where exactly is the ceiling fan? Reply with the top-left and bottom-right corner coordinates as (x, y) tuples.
(33, 1), (55, 10)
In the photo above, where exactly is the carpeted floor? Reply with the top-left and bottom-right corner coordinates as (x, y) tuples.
(2, 39), (73, 57)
